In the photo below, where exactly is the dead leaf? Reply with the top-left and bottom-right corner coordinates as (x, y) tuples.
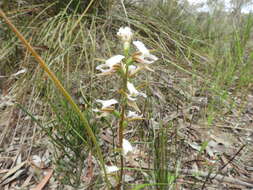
(206, 140), (226, 157)
(124, 174), (134, 182)
(21, 173), (33, 188)
(83, 152), (94, 184)
(0, 161), (27, 184)
(188, 142), (201, 151)
(0, 95), (15, 108)
(1, 169), (27, 186)
(149, 86), (166, 104)
(100, 129), (114, 144)
(0, 170), (9, 174)
(31, 169), (53, 190)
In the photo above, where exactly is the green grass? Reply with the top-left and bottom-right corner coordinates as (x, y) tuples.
(1, 0), (253, 189)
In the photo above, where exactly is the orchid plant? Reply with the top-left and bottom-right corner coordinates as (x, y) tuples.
(94, 26), (158, 188)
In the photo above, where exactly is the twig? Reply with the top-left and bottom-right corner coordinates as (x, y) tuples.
(126, 166), (253, 188)
(180, 168), (253, 188)
(201, 143), (246, 189)
(213, 144), (246, 180)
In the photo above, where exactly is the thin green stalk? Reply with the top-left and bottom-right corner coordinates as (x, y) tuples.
(117, 105), (126, 190)
(0, 9), (110, 188)
(66, 0), (96, 39)
(117, 55), (129, 190)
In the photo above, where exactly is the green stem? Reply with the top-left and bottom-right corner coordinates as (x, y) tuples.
(117, 58), (129, 190)
(117, 106), (125, 190)
(0, 9), (110, 188)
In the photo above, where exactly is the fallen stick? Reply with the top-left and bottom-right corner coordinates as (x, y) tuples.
(177, 168), (253, 188)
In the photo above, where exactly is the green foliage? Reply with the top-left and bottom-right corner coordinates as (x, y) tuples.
(18, 96), (98, 188)
(153, 123), (176, 190)
(52, 0), (110, 14)
(45, 94), (99, 187)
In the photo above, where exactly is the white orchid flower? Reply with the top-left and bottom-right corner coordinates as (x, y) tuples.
(127, 111), (143, 118)
(105, 165), (119, 174)
(122, 139), (133, 156)
(133, 41), (158, 65)
(96, 55), (125, 75)
(133, 41), (150, 55)
(93, 99), (118, 117)
(96, 99), (118, 110)
(127, 81), (147, 101)
(117, 26), (133, 42)
(127, 111), (144, 121)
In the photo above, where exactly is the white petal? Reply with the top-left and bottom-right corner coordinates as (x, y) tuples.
(127, 82), (139, 96)
(127, 111), (137, 118)
(31, 155), (42, 167)
(128, 65), (137, 71)
(127, 95), (137, 101)
(133, 41), (150, 55)
(105, 55), (125, 67)
(117, 27), (133, 42)
(136, 55), (153, 64)
(138, 92), (147, 98)
(122, 139), (133, 156)
(96, 55), (124, 74)
(92, 108), (100, 112)
(96, 99), (118, 109)
(127, 82), (147, 99)
(117, 27), (132, 36)
(146, 53), (158, 62)
(11, 68), (27, 77)
(105, 165), (119, 173)
(127, 111), (142, 118)
(96, 64), (110, 73)
(128, 65), (137, 74)
(133, 41), (158, 65)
